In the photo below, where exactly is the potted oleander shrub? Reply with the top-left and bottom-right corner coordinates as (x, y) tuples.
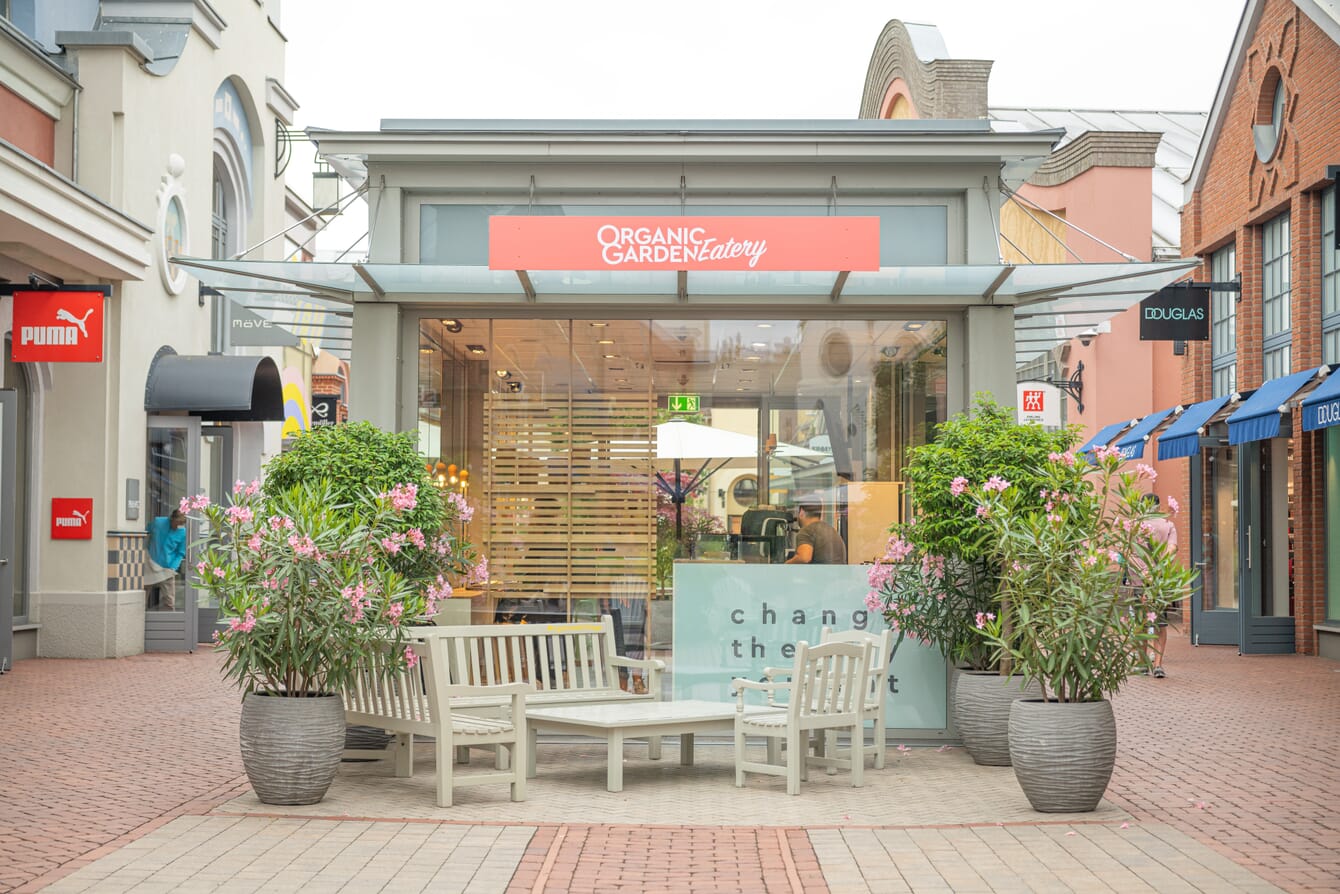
(185, 474), (484, 806)
(972, 446), (1193, 812)
(261, 422), (483, 751)
(865, 397), (1076, 765)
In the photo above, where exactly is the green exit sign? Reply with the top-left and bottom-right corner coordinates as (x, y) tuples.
(667, 394), (700, 413)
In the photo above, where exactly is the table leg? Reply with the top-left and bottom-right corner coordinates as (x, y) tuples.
(680, 732), (694, 766)
(648, 733), (662, 761)
(527, 726), (538, 779)
(607, 731), (624, 792)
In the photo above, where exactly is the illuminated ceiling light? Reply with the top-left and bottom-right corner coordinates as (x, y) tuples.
(597, 338), (615, 345)
(757, 323), (773, 328)
(903, 321), (926, 331)
(495, 369), (511, 378)
(603, 354), (618, 360)
(589, 321), (608, 328)
(750, 342), (766, 349)
(746, 355), (761, 362)
(442, 319), (463, 333)
(419, 343), (435, 354)
(467, 344), (486, 355)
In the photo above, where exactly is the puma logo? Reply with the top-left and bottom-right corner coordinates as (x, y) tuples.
(55, 308), (94, 338)
(55, 508), (91, 529)
(73, 509), (90, 524)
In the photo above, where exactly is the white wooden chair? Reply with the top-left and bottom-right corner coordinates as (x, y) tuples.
(731, 641), (869, 795)
(818, 626), (895, 770)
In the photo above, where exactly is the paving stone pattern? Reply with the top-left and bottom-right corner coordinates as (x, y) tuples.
(1, 637), (1337, 892)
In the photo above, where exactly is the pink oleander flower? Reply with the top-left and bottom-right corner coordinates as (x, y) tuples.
(405, 647), (420, 670)
(1109, 550), (1121, 563)
(863, 591), (885, 612)
(1167, 496), (1180, 515)
(1084, 554), (1099, 567)
(380, 535), (403, 555)
(212, 566), (226, 578)
(407, 528), (426, 549)
(381, 483), (418, 513)
(974, 611), (996, 630)
(1146, 612), (1158, 624)
(196, 560), (208, 575)
(225, 505), (254, 525)
(975, 505), (990, 518)
(983, 475), (1010, 493)
(466, 557), (489, 585)
(179, 494), (211, 513)
(228, 608), (256, 633)
(1047, 513), (1062, 524)
(1048, 450), (1077, 468)
(949, 476), (968, 496)
(385, 602), (404, 626)
(287, 534), (319, 559)
(883, 536), (915, 563)
(246, 532), (264, 552)
(1136, 463), (1158, 482)
(446, 491), (475, 523)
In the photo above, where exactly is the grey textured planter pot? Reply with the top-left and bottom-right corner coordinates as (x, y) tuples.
(240, 691), (345, 806)
(1008, 698), (1116, 813)
(953, 670), (1043, 766)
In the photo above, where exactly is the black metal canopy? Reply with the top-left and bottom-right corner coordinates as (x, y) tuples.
(144, 347), (284, 422)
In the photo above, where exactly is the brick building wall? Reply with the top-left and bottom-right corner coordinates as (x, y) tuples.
(1180, 0), (1340, 652)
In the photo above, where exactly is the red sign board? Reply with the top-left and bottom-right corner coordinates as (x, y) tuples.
(51, 498), (93, 540)
(488, 216), (881, 272)
(11, 290), (105, 362)
(1022, 390), (1045, 413)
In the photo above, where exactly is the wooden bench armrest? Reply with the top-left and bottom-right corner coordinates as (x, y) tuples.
(608, 656), (665, 672)
(731, 676), (791, 710)
(442, 681), (534, 699)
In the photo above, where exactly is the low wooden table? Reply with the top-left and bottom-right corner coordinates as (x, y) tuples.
(525, 700), (779, 792)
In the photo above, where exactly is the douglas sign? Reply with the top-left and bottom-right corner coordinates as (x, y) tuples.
(1140, 283), (1210, 341)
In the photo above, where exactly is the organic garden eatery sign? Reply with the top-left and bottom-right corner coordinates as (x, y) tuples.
(488, 216), (881, 271)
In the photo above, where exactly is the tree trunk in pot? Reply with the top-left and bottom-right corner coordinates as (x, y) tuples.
(954, 670), (1043, 766)
(240, 691), (346, 806)
(1008, 698), (1116, 813)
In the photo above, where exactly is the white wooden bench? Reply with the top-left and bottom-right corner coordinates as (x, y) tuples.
(341, 636), (530, 807)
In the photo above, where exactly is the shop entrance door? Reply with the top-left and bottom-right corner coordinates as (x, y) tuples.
(1238, 439), (1296, 654)
(144, 416), (200, 652)
(197, 425), (234, 642)
(0, 391), (15, 671)
(1194, 444), (1240, 645)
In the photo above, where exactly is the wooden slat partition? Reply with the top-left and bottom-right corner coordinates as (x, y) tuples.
(484, 393), (656, 614)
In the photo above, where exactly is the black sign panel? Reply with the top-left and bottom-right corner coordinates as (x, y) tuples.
(311, 394), (340, 427)
(1140, 284), (1210, 341)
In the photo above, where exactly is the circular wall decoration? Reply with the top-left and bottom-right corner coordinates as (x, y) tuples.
(731, 475), (759, 508)
(156, 154), (190, 295)
(1253, 68), (1286, 163)
(820, 329), (854, 378)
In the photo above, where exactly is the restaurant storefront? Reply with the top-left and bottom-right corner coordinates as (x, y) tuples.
(179, 119), (1193, 733)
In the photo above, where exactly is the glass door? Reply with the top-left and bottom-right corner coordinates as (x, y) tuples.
(196, 425), (234, 642)
(0, 390), (15, 671)
(1194, 444), (1240, 645)
(1238, 439), (1296, 654)
(144, 416), (200, 652)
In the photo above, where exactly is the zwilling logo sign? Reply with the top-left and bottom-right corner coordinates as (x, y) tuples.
(1022, 390), (1045, 413)
(11, 289), (106, 362)
(51, 498), (94, 540)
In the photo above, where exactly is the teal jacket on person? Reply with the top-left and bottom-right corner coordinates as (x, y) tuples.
(148, 516), (187, 571)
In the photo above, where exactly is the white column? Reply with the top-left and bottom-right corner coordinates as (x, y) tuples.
(963, 305), (1017, 408)
(350, 302), (401, 430)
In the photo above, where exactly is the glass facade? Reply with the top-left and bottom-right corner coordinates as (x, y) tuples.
(416, 315), (947, 648)
(1262, 214), (1291, 379)
(1210, 243), (1237, 395)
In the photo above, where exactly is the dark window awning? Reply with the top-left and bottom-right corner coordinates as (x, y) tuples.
(1156, 395), (1232, 460)
(1227, 367), (1327, 445)
(1078, 419), (1135, 456)
(1302, 368), (1340, 432)
(1114, 407), (1176, 460)
(144, 348), (284, 422)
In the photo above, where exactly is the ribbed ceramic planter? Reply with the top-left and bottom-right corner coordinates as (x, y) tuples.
(953, 670), (1044, 766)
(240, 691), (346, 805)
(1008, 698), (1116, 813)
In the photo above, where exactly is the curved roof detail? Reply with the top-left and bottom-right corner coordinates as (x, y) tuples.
(858, 20), (991, 119)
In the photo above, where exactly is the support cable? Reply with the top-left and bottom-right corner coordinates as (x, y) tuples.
(1000, 183), (1141, 262)
(230, 183), (368, 260)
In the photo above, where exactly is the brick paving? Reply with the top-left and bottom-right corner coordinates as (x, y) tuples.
(0, 635), (1336, 892)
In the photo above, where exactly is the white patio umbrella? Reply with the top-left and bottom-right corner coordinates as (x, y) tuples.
(654, 419), (757, 543)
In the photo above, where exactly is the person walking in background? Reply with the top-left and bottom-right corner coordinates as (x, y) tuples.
(145, 509), (187, 611)
(1143, 495), (1178, 678)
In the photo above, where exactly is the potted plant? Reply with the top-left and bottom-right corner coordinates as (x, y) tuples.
(186, 477), (484, 805)
(262, 422), (482, 749)
(972, 445), (1194, 812)
(865, 397), (1075, 765)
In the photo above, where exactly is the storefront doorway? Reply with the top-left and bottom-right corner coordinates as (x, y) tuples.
(0, 390), (15, 670)
(1237, 439), (1296, 654)
(144, 416), (200, 652)
(1194, 445), (1240, 645)
(196, 424), (234, 642)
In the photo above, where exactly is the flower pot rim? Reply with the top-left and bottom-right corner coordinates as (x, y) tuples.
(246, 689), (338, 699)
(1014, 697), (1111, 705)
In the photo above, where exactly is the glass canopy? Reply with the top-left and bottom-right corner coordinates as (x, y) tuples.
(173, 256), (1197, 367)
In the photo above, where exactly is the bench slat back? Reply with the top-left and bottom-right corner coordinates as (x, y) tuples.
(342, 639), (435, 725)
(426, 617), (619, 692)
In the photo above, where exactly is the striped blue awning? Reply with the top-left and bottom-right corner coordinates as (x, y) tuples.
(1301, 369), (1340, 431)
(1078, 419), (1134, 456)
(1156, 395), (1231, 460)
(1226, 368), (1323, 445)
(1114, 407), (1176, 460)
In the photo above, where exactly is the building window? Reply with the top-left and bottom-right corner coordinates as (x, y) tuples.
(1323, 186), (1340, 365)
(1210, 243), (1237, 394)
(1262, 213), (1291, 379)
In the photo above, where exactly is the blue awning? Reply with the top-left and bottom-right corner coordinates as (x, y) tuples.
(1226, 368), (1324, 445)
(1114, 407), (1176, 460)
(1078, 419), (1133, 456)
(1302, 369), (1340, 431)
(1156, 395), (1232, 460)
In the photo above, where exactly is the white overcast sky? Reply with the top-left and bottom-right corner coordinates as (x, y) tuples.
(280, 0), (1243, 128)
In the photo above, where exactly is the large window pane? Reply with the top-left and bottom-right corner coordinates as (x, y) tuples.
(1323, 187), (1340, 364)
(1262, 214), (1291, 365)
